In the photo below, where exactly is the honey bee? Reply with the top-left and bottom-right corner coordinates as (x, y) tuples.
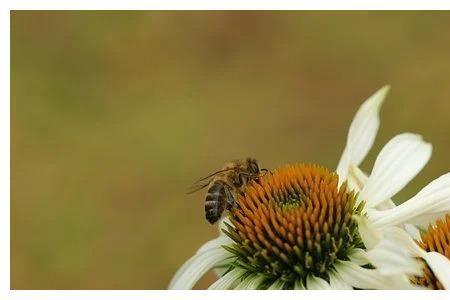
(188, 158), (267, 224)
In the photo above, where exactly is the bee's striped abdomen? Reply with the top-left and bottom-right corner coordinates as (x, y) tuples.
(205, 180), (227, 224)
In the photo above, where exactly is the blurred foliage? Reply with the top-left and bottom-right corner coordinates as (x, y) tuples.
(11, 11), (450, 289)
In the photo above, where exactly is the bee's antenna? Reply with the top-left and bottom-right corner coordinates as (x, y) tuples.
(251, 168), (268, 180)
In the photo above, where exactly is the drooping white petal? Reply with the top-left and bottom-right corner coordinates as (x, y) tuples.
(294, 280), (305, 290)
(329, 271), (353, 290)
(361, 133), (432, 208)
(370, 173), (450, 228)
(347, 247), (370, 266)
(179, 227), (234, 281)
(306, 275), (332, 289)
(422, 252), (450, 290)
(335, 260), (416, 289)
(365, 228), (424, 277)
(169, 246), (232, 289)
(197, 235), (232, 254)
(336, 86), (389, 183)
(267, 279), (285, 290)
(355, 215), (381, 250)
(335, 260), (382, 289)
(381, 226), (425, 256)
(213, 256), (235, 277)
(233, 276), (251, 290)
(234, 274), (266, 290)
(208, 268), (246, 290)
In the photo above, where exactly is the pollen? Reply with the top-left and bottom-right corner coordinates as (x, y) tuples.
(413, 214), (450, 290)
(222, 164), (364, 287)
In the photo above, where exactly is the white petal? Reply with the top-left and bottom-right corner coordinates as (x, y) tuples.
(169, 236), (232, 289)
(213, 256), (234, 277)
(355, 215), (381, 250)
(404, 224), (422, 241)
(361, 133), (432, 208)
(375, 199), (397, 210)
(335, 260), (416, 289)
(337, 86), (389, 183)
(381, 226), (426, 257)
(347, 164), (368, 192)
(406, 212), (450, 228)
(197, 235), (232, 254)
(366, 230), (423, 276)
(348, 247), (370, 266)
(169, 235), (232, 289)
(337, 147), (351, 185)
(348, 164), (397, 210)
(294, 280), (305, 290)
(244, 276), (266, 290)
(306, 275), (332, 289)
(267, 279), (285, 290)
(329, 271), (353, 290)
(234, 274), (266, 290)
(208, 268), (246, 290)
(233, 276), (251, 290)
(422, 252), (450, 290)
(335, 261), (379, 289)
(370, 173), (450, 228)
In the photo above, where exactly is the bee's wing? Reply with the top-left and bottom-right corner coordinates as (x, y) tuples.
(187, 168), (237, 194)
(187, 178), (213, 194)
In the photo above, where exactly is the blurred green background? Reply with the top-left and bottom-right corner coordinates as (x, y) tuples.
(11, 11), (450, 289)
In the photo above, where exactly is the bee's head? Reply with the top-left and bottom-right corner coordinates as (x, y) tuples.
(246, 157), (260, 175)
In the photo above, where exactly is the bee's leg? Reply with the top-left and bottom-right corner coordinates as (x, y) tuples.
(224, 187), (238, 209)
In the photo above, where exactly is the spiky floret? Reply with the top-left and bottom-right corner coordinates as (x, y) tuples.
(412, 214), (450, 289)
(222, 164), (365, 288)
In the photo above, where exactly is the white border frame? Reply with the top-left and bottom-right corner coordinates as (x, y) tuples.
(7, 290), (450, 300)
(4, 1), (450, 300)
(5, 0), (450, 10)
(2, 2), (11, 299)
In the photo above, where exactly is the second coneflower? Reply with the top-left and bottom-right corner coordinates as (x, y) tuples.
(413, 215), (450, 289)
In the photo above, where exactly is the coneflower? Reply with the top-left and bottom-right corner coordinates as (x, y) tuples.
(217, 164), (368, 289)
(169, 86), (450, 289)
